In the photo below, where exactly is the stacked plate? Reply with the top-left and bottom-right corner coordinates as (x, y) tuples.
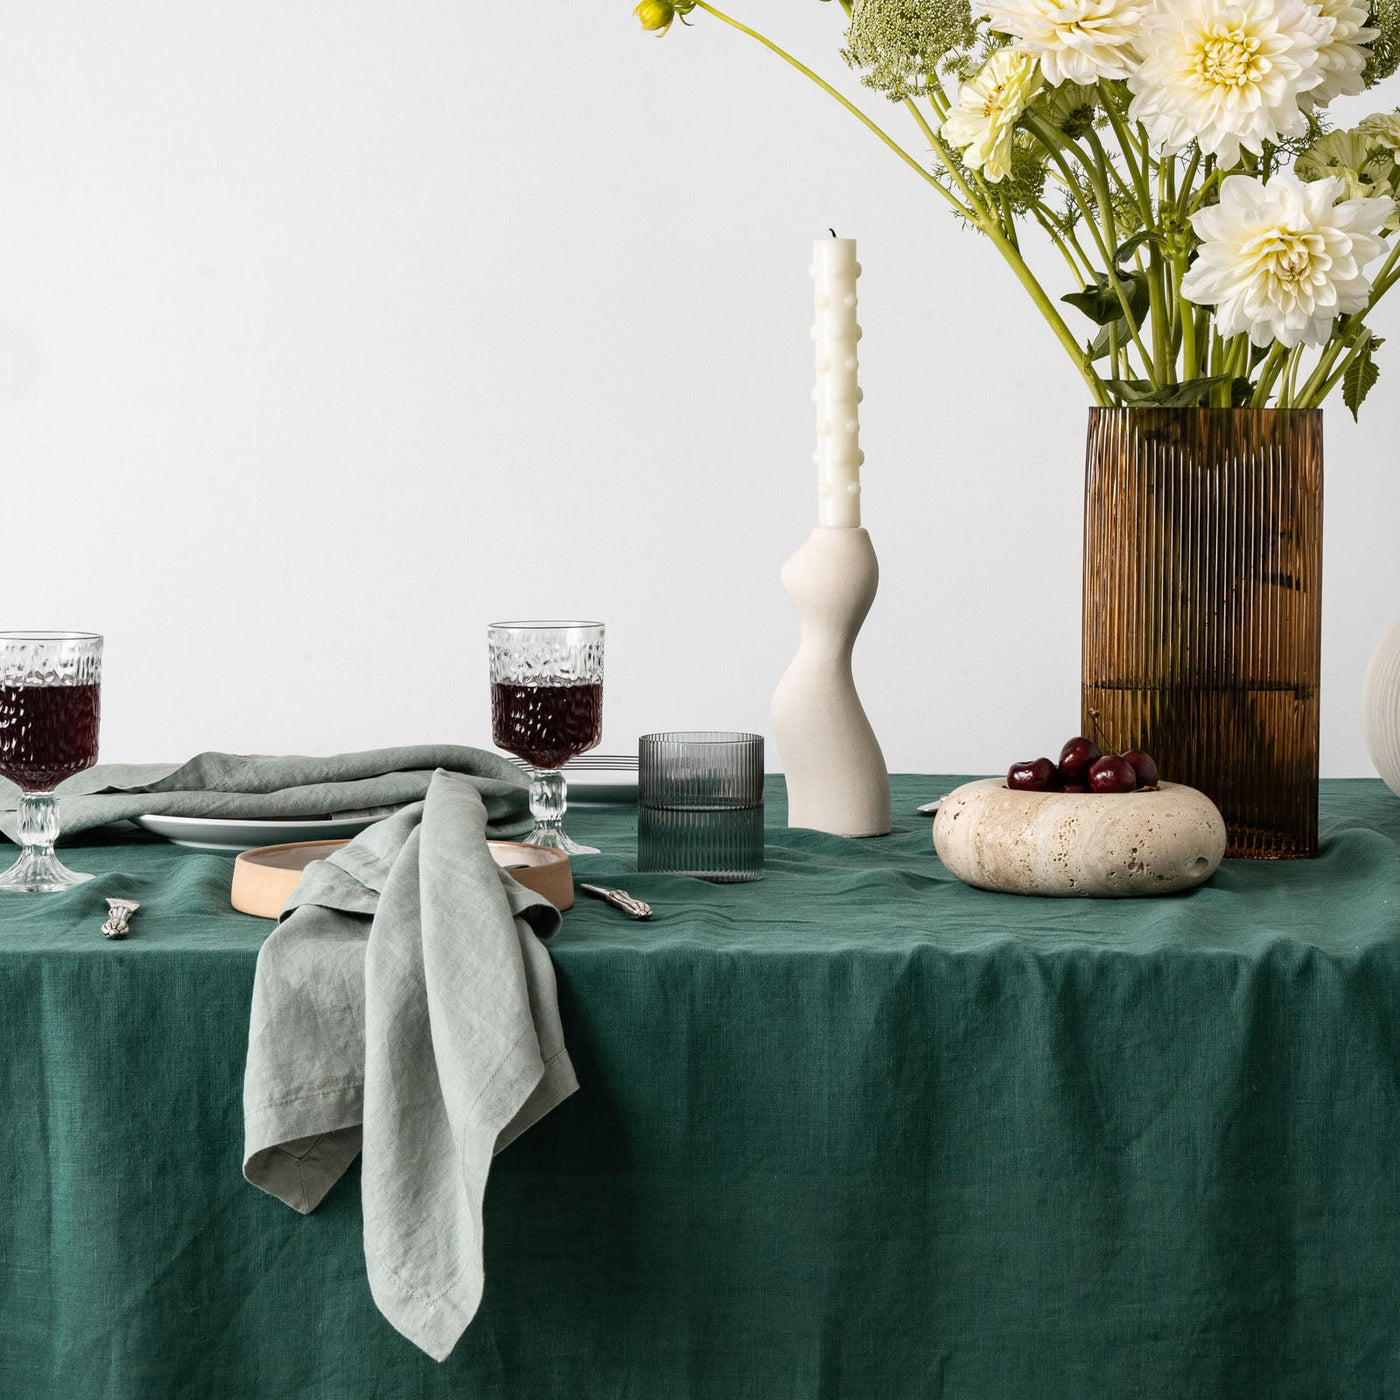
(133, 755), (639, 852)
(134, 813), (383, 851)
(504, 754), (638, 805)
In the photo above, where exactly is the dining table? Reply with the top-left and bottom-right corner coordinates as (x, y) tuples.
(1, 773), (1398, 1400)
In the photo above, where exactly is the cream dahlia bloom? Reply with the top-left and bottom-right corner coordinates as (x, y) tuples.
(1302, 0), (1378, 109)
(1127, 0), (1330, 168)
(1181, 171), (1394, 347)
(941, 47), (1043, 182)
(980, 0), (1143, 84)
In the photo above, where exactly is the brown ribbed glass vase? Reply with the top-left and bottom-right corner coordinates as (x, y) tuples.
(1082, 408), (1323, 859)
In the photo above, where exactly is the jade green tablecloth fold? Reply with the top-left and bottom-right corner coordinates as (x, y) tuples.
(0, 746), (532, 841)
(243, 769), (576, 1362)
(3, 777), (1400, 1399)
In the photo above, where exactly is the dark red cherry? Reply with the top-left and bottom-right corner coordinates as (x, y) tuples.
(1088, 755), (1136, 793)
(1057, 736), (1102, 785)
(1122, 750), (1159, 788)
(1007, 757), (1059, 791)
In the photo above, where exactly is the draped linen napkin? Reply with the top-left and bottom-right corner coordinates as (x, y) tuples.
(0, 746), (534, 842)
(242, 769), (577, 1361)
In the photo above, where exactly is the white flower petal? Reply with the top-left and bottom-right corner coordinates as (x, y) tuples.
(980, 0), (1142, 83)
(1127, 0), (1330, 167)
(940, 48), (1043, 183)
(1182, 169), (1393, 348)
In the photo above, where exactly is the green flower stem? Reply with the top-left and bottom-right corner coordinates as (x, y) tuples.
(690, 0), (1108, 403)
(1294, 240), (1400, 405)
(1288, 345), (1310, 406)
(1250, 342), (1289, 407)
(985, 226), (1112, 402)
(1092, 87), (1151, 216)
(899, 96), (982, 212)
(1082, 126), (1136, 205)
(690, 2), (977, 221)
(1174, 251), (1200, 381)
(1179, 147), (1202, 203)
(1034, 207), (1093, 283)
(1000, 190), (1020, 247)
(1189, 163), (1223, 213)
(1063, 222), (1098, 279)
(1314, 342), (1363, 402)
(1025, 112), (1158, 388)
(1145, 248), (1170, 383)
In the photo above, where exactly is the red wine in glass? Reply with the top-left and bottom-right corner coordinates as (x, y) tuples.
(0, 631), (104, 893)
(490, 681), (602, 771)
(486, 621), (605, 855)
(0, 683), (101, 791)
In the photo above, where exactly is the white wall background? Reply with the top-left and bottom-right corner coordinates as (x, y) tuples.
(2, 2), (1396, 775)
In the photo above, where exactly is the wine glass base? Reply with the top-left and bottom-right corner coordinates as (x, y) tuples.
(0, 850), (95, 893)
(521, 828), (600, 857)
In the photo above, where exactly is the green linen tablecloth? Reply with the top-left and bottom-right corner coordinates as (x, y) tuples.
(2, 775), (1399, 1400)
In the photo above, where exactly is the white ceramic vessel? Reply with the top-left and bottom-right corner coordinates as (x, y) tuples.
(771, 526), (891, 837)
(1363, 620), (1400, 796)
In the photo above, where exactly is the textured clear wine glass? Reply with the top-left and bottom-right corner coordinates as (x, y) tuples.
(488, 621), (604, 855)
(0, 632), (103, 893)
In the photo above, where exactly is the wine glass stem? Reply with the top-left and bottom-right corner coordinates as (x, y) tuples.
(17, 790), (59, 858)
(529, 769), (568, 836)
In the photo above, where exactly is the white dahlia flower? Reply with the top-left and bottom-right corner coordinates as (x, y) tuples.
(1127, 0), (1331, 168)
(1181, 170), (1394, 347)
(941, 47), (1043, 182)
(979, 0), (1144, 84)
(1302, 0), (1378, 109)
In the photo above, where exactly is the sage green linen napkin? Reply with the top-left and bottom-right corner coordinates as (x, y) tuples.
(242, 768), (577, 1362)
(0, 746), (533, 842)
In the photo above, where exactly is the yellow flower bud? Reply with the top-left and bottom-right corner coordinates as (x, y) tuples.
(634, 0), (676, 34)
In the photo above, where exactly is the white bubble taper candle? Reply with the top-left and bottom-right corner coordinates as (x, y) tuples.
(810, 236), (864, 528)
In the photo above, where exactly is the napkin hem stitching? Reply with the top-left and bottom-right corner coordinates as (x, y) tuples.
(247, 1080), (365, 1113)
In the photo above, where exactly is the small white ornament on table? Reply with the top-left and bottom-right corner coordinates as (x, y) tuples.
(1363, 619), (1400, 797)
(772, 234), (891, 838)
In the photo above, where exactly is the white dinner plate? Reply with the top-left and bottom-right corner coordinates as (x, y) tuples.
(134, 813), (384, 852)
(504, 754), (638, 805)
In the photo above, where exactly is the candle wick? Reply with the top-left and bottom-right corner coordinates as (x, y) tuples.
(829, 228), (837, 238)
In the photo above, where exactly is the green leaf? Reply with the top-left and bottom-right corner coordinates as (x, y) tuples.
(1061, 272), (1151, 327)
(1343, 336), (1382, 421)
(1087, 319), (1127, 361)
(1112, 230), (1160, 268)
(1102, 374), (1253, 408)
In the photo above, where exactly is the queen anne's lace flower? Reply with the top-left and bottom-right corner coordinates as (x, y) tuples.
(941, 47), (1044, 182)
(1127, 0), (1331, 168)
(979, 0), (1143, 83)
(1303, 0), (1378, 108)
(1181, 170), (1394, 346)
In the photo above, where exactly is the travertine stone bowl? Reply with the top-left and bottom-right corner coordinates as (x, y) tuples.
(933, 779), (1226, 898)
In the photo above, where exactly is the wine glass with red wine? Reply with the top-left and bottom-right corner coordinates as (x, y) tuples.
(0, 632), (103, 893)
(488, 621), (604, 855)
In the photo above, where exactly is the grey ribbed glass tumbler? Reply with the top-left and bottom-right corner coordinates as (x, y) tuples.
(637, 732), (764, 882)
